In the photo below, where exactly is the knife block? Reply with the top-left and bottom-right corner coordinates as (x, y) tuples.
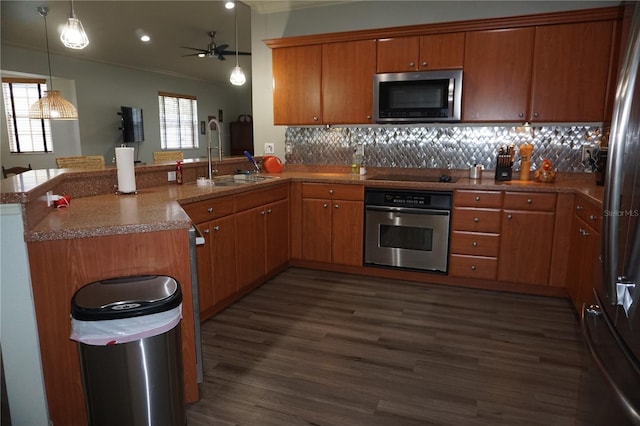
(495, 154), (513, 181)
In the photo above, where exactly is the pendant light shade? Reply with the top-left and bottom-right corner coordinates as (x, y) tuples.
(29, 90), (79, 120)
(60, 16), (89, 49)
(229, 3), (246, 86)
(230, 66), (246, 86)
(30, 6), (78, 120)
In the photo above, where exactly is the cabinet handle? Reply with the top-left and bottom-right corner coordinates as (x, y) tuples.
(323, 203), (328, 208)
(507, 214), (513, 220)
(472, 241), (478, 247)
(519, 113), (524, 118)
(421, 61), (428, 67)
(576, 205), (584, 211)
(313, 116), (319, 121)
(260, 210), (266, 215)
(334, 204), (339, 209)
(409, 61), (415, 68)
(213, 226), (220, 231)
(527, 199), (532, 204)
(207, 207), (213, 213)
(329, 189), (334, 195)
(589, 215), (597, 221)
(204, 229), (210, 234)
(474, 217), (479, 222)
(475, 196), (480, 201)
(583, 229), (590, 237)
(533, 112), (539, 118)
(471, 265), (477, 271)
(366, 115), (372, 120)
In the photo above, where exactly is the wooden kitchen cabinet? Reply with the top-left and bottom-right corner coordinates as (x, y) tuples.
(323, 39), (376, 124)
(376, 33), (465, 73)
(530, 20), (615, 122)
(206, 215), (237, 314)
(450, 190), (503, 280)
(498, 192), (557, 286)
(462, 27), (535, 122)
(567, 197), (602, 312)
(272, 44), (322, 125)
(301, 183), (364, 266)
(235, 205), (267, 290)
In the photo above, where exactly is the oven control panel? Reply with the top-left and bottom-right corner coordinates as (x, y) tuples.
(365, 189), (452, 210)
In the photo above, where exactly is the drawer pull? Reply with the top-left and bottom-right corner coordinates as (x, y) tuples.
(213, 226), (220, 231)
(260, 210), (266, 215)
(576, 205), (584, 211)
(474, 217), (479, 223)
(267, 209), (272, 214)
(323, 203), (328, 208)
(334, 204), (339, 209)
(527, 199), (532, 204)
(507, 214), (513, 220)
(471, 265), (477, 271)
(329, 189), (334, 195)
(472, 241), (478, 247)
(589, 215), (598, 221)
(475, 196), (480, 201)
(204, 229), (210, 234)
(207, 207), (214, 213)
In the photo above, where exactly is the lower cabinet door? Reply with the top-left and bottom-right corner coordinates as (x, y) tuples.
(265, 199), (289, 274)
(302, 198), (332, 263)
(331, 200), (363, 266)
(210, 215), (238, 306)
(235, 206), (267, 290)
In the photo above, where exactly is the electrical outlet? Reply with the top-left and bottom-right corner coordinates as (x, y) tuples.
(168, 171), (176, 181)
(285, 143), (293, 154)
(581, 144), (596, 162)
(46, 190), (54, 207)
(264, 143), (275, 154)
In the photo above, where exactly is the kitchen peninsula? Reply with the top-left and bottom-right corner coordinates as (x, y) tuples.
(3, 159), (604, 426)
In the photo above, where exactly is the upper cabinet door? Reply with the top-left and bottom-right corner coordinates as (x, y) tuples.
(418, 32), (465, 70)
(272, 45), (322, 125)
(377, 36), (420, 73)
(462, 28), (535, 122)
(530, 20), (614, 122)
(322, 39), (376, 124)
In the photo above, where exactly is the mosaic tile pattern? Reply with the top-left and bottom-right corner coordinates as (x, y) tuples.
(284, 125), (606, 172)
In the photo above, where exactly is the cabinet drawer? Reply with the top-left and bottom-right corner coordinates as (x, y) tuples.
(235, 183), (289, 212)
(182, 196), (234, 224)
(451, 208), (501, 233)
(575, 197), (602, 231)
(503, 192), (556, 211)
(449, 254), (498, 280)
(302, 183), (363, 200)
(454, 190), (503, 208)
(450, 231), (500, 257)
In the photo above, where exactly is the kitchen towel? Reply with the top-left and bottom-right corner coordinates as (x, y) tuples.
(115, 146), (136, 193)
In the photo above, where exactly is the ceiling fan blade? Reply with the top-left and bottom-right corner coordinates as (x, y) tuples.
(181, 46), (209, 53)
(218, 50), (252, 56)
(214, 44), (230, 53)
(182, 53), (207, 57)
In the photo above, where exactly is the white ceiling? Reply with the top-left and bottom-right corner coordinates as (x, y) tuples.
(1, 1), (254, 85)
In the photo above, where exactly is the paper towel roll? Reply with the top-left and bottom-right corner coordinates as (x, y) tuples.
(116, 147), (136, 193)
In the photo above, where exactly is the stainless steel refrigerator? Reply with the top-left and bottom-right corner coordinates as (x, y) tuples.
(579, 3), (640, 425)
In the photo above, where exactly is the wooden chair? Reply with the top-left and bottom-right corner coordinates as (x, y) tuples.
(55, 155), (105, 169)
(2, 164), (32, 178)
(153, 151), (184, 164)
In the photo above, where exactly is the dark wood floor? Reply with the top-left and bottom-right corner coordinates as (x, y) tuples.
(186, 268), (586, 425)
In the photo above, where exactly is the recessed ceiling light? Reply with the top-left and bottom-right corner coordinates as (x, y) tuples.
(225, 1), (235, 9)
(136, 29), (151, 42)
(140, 34), (151, 42)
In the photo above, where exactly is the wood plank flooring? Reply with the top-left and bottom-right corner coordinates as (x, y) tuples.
(186, 268), (586, 425)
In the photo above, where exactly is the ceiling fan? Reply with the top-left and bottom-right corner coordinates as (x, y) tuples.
(181, 31), (251, 61)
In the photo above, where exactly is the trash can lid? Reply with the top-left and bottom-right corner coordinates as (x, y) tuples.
(71, 275), (182, 321)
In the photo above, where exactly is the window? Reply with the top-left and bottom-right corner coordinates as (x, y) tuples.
(158, 92), (199, 149)
(2, 78), (53, 153)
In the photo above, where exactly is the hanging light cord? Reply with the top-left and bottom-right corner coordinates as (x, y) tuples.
(70, 0), (77, 18)
(235, 5), (239, 66)
(37, 6), (54, 90)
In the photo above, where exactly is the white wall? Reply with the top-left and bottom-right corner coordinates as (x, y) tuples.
(250, 0), (621, 160)
(1, 45), (252, 169)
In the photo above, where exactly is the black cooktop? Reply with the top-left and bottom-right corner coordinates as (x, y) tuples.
(369, 174), (460, 183)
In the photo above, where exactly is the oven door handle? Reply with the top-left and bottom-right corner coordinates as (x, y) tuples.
(365, 205), (450, 215)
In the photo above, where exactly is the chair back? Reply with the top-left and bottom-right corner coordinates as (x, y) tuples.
(2, 164), (32, 178)
(153, 151), (184, 164)
(56, 156), (105, 169)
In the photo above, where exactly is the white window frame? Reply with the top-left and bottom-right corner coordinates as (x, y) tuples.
(2, 78), (53, 153)
(158, 92), (199, 150)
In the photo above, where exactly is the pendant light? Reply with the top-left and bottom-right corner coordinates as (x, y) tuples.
(60, 0), (89, 49)
(229, 3), (246, 86)
(30, 6), (79, 120)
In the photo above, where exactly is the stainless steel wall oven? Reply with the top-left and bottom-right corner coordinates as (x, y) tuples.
(364, 189), (452, 273)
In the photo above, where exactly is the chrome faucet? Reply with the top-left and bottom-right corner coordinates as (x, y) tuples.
(207, 117), (223, 180)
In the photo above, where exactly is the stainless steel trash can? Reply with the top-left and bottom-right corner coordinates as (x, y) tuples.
(70, 275), (185, 426)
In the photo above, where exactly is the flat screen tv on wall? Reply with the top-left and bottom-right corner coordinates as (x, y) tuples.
(120, 106), (144, 143)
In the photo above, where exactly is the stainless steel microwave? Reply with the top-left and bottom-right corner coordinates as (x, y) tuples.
(373, 69), (463, 123)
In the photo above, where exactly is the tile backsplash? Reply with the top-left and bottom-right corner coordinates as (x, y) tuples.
(284, 125), (606, 172)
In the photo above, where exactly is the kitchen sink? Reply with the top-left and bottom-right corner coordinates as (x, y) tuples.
(208, 174), (277, 186)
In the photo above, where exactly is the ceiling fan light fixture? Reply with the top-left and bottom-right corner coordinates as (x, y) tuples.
(225, 1), (235, 9)
(230, 66), (246, 86)
(29, 90), (79, 120)
(60, 1), (89, 49)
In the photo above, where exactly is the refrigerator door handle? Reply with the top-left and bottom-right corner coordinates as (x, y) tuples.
(603, 5), (640, 305)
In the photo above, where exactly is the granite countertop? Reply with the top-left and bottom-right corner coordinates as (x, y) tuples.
(10, 167), (605, 242)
